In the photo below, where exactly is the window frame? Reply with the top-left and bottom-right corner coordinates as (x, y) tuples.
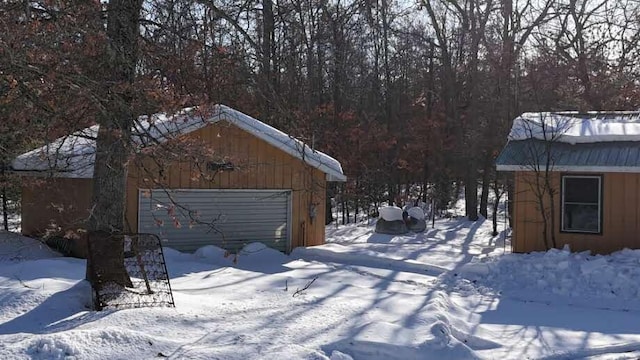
(560, 174), (603, 235)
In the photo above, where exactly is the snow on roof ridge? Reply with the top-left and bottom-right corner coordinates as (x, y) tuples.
(508, 111), (640, 144)
(214, 105), (346, 181)
(524, 111), (640, 115)
(12, 104), (346, 181)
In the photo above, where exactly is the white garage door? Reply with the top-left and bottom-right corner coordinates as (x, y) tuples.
(138, 189), (291, 253)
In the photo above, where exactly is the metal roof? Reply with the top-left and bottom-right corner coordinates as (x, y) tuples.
(495, 139), (640, 172)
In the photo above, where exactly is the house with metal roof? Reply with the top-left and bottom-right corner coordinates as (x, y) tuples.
(13, 105), (346, 257)
(496, 111), (640, 254)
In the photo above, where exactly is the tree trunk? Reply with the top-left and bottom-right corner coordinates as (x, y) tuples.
(86, 0), (143, 292)
(86, 231), (132, 294)
(86, 118), (133, 289)
(545, 178), (558, 248)
(341, 184), (346, 225)
(2, 184), (8, 231)
(465, 172), (478, 221)
(537, 193), (551, 250)
(491, 199), (500, 236)
(479, 170), (490, 218)
(491, 180), (502, 236)
(1, 166), (8, 231)
(261, 0), (275, 118)
(506, 174), (514, 228)
(354, 199), (359, 223)
(325, 185), (334, 225)
(345, 199), (350, 224)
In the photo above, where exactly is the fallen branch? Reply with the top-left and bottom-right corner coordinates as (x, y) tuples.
(14, 274), (39, 289)
(292, 276), (317, 297)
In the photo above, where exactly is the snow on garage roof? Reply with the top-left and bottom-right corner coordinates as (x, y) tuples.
(509, 111), (640, 144)
(497, 111), (640, 172)
(12, 105), (347, 182)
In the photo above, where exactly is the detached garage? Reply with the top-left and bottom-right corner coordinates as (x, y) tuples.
(13, 105), (346, 257)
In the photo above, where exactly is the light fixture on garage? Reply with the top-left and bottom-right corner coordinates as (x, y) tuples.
(207, 161), (235, 172)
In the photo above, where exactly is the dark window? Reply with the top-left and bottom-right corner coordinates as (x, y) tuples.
(561, 175), (601, 233)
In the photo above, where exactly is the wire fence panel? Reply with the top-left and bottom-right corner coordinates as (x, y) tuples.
(88, 233), (175, 310)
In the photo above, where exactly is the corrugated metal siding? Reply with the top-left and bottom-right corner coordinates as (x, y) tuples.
(138, 189), (291, 253)
(496, 139), (640, 168)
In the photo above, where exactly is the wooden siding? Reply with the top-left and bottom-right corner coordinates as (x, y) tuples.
(21, 178), (92, 257)
(513, 171), (640, 254)
(125, 120), (327, 250)
(22, 178), (93, 236)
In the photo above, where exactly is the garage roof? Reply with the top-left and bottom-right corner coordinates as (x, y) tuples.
(496, 139), (640, 172)
(12, 105), (347, 182)
(496, 111), (640, 172)
(508, 111), (640, 143)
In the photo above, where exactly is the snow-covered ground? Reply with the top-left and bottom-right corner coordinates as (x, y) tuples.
(1, 214), (640, 359)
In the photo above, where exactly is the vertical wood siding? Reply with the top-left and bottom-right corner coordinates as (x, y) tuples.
(21, 178), (93, 256)
(22, 178), (93, 236)
(125, 120), (327, 250)
(513, 171), (640, 254)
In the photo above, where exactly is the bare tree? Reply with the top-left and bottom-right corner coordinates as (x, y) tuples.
(511, 113), (574, 249)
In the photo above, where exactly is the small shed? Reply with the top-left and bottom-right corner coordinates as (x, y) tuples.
(496, 111), (640, 254)
(13, 105), (346, 257)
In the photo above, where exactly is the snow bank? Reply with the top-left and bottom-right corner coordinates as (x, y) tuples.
(27, 337), (79, 359)
(330, 351), (354, 360)
(194, 245), (228, 260)
(169, 242), (288, 269)
(0, 231), (60, 261)
(509, 112), (640, 144)
(328, 321), (477, 360)
(326, 290), (484, 360)
(457, 247), (640, 309)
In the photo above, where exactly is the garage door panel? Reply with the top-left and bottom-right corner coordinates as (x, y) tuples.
(156, 208), (289, 217)
(155, 199), (289, 206)
(147, 191), (289, 199)
(142, 204), (288, 214)
(139, 189), (291, 253)
(143, 214), (289, 224)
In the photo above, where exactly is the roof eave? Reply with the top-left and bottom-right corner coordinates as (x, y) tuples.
(7, 168), (93, 178)
(497, 164), (640, 173)
(326, 173), (347, 182)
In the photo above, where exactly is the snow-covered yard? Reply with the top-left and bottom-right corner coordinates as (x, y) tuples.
(1, 217), (640, 359)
